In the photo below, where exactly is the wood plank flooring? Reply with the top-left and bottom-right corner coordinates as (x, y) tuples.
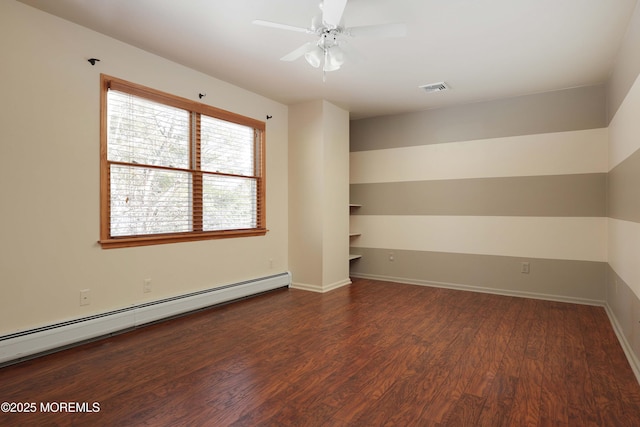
(1, 278), (639, 426)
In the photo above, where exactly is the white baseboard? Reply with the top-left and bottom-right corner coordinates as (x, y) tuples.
(604, 304), (640, 384)
(290, 278), (351, 293)
(290, 282), (323, 292)
(323, 278), (352, 292)
(0, 272), (291, 366)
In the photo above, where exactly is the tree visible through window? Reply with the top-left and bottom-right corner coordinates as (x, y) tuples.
(99, 75), (266, 248)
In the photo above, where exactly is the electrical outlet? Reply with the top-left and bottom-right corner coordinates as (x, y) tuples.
(521, 262), (530, 274)
(143, 278), (152, 293)
(389, 252), (395, 262)
(80, 289), (90, 306)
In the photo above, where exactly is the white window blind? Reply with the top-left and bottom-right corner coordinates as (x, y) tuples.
(200, 115), (258, 231)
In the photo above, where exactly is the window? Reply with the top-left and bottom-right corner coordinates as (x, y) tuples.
(100, 75), (266, 248)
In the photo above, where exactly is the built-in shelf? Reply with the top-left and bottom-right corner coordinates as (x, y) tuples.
(349, 203), (362, 262)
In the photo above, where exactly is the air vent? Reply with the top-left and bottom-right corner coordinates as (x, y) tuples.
(419, 82), (450, 93)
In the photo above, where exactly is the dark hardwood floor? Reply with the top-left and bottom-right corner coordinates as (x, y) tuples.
(1, 278), (639, 426)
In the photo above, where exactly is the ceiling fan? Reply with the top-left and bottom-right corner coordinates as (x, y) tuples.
(253, 0), (407, 76)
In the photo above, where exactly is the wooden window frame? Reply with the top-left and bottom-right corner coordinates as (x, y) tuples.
(99, 75), (267, 249)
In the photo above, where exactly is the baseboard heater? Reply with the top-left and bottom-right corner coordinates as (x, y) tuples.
(0, 272), (291, 366)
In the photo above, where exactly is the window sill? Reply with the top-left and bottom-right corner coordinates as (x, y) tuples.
(99, 228), (268, 249)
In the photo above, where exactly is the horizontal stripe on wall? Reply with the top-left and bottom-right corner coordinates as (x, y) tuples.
(349, 247), (606, 303)
(350, 129), (608, 184)
(608, 218), (640, 299)
(350, 215), (607, 262)
(609, 74), (640, 169)
(609, 147), (640, 224)
(350, 173), (606, 217)
(350, 85), (606, 152)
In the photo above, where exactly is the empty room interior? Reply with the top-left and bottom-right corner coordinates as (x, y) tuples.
(2, 0), (640, 425)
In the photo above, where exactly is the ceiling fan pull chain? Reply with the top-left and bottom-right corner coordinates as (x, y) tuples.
(323, 48), (328, 82)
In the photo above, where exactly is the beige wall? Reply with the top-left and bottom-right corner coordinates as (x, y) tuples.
(289, 100), (350, 292)
(0, 1), (289, 335)
(321, 102), (350, 289)
(288, 101), (325, 287)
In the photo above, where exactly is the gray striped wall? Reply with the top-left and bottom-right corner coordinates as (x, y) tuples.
(606, 0), (640, 376)
(349, 84), (608, 303)
(607, 148), (640, 367)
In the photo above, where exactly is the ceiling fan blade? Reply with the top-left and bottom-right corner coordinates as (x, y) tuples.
(322, 0), (347, 28)
(280, 42), (316, 62)
(347, 23), (407, 39)
(252, 19), (310, 34)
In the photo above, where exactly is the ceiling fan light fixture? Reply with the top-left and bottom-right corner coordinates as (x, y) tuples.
(324, 46), (344, 71)
(323, 61), (340, 72)
(304, 47), (323, 68)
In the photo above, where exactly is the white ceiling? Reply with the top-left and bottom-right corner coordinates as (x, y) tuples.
(18, 0), (639, 119)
